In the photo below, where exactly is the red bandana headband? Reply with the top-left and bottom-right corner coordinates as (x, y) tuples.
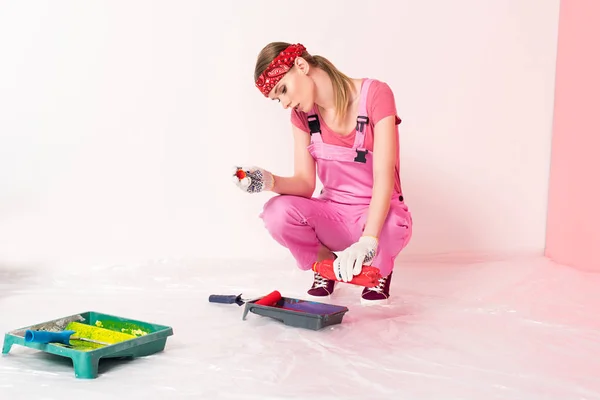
(255, 43), (306, 97)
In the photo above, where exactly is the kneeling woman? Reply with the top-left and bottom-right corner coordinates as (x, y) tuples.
(233, 42), (412, 305)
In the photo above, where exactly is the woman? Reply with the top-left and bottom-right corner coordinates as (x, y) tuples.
(233, 42), (412, 305)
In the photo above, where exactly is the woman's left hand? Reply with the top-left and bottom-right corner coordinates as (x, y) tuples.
(333, 236), (378, 282)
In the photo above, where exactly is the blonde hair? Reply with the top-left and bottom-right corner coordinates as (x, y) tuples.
(254, 42), (354, 120)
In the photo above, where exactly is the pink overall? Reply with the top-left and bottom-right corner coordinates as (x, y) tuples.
(260, 79), (412, 277)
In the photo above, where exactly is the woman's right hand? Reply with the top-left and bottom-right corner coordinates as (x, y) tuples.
(232, 166), (275, 193)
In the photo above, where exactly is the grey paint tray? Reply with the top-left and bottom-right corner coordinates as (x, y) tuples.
(242, 296), (349, 330)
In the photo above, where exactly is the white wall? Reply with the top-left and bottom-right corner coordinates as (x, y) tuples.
(0, 0), (560, 269)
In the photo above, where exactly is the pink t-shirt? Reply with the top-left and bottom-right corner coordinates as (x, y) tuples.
(290, 79), (403, 195)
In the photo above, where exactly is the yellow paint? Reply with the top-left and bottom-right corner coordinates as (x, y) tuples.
(64, 322), (136, 351)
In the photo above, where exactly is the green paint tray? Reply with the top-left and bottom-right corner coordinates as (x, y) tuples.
(242, 296), (349, 330)
(2, 311), (174, 379)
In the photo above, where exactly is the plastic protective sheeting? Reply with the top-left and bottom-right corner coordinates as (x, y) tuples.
(1, 254), (600, 399)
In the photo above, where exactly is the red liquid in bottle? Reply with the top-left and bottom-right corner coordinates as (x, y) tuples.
(312, 259), (382, 287)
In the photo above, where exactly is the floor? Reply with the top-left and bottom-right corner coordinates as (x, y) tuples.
(1, 254), (600, 399)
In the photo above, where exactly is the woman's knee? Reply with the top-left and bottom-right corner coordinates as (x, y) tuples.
(260, 195), (302, 234)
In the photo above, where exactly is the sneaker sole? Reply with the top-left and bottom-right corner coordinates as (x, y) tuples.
(360, 297), (390, 306)
(307, 292), (333, 299)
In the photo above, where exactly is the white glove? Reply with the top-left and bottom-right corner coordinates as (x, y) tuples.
(232, 166), (275, 193)
(333, 236), (378, 282)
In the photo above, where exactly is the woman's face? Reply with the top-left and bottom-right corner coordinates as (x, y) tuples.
(268, 57), (314, 113)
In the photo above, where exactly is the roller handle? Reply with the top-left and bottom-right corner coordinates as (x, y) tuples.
(25, 330), (75, 345)
(208, 294), (244, 306)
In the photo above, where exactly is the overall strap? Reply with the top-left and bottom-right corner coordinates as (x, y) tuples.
(352, 79), (373, 162)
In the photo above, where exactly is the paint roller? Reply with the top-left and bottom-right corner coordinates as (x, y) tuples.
(24, 321), (138, 347)
(25, 329), (111, 346)
(209, 290), (282, 307)
(209, 290), (312, 314)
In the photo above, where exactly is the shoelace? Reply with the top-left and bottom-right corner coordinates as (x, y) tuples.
(366, 277), (387, 294)
(313, 273), (330, 289)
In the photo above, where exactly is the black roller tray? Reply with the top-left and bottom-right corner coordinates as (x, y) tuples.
(242, 296), (349, 330)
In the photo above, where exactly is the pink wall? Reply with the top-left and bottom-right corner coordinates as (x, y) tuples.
(545, 0), (600, 271)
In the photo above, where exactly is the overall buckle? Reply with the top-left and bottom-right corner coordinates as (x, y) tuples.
(354, 149), (368, 163)
(356, 115), (369, 132)
(307, 115), (320, 135)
